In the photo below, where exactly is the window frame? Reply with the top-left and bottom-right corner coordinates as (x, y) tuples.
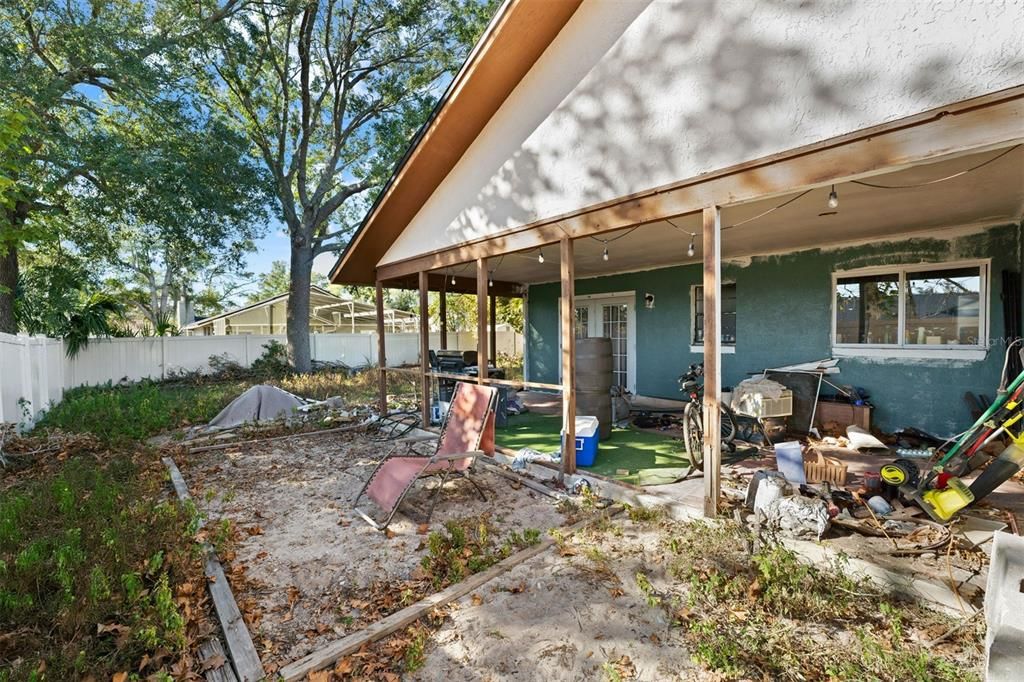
(690, 282), (737, 354)
(830, 259), (990, 360)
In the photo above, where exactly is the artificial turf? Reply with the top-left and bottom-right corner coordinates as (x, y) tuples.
(495, 411), (691, 486)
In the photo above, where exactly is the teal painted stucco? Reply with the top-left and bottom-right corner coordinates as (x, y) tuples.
(526, 223), (1024, 436)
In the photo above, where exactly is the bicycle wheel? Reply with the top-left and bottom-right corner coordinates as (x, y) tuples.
(720, 405), (737, 444)
(683, 402), (704, 470)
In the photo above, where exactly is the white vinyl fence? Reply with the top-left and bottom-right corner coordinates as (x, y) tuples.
(0, 329), (523, 425)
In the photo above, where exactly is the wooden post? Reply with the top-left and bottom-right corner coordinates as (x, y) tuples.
(375, 280), (387, 415)
(419, 271), (431, 427)
(476, 258), (488, 385)
(489, 293), (497, 365)
(439, 289), (448, 349)
(560, 237), (576, 477)
(702, 206), (722, 518)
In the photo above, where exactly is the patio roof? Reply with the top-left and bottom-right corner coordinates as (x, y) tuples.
(483, 144), (1024, 285)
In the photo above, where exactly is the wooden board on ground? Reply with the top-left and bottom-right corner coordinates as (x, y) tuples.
(162, 457), (265, 682)
(278, 506), (624, 681)
(198, 638), (238, 682)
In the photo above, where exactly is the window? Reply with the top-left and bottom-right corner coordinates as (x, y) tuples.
(833, 261), (987, 356)
(693, 283), (737, 346)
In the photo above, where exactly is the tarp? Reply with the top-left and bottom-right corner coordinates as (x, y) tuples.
(206, 384), (307, 430)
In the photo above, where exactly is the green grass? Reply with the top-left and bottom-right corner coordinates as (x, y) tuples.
(36, 367), (418, 446)
(496, 411), (689, 485)
(0, 455), (202, 679)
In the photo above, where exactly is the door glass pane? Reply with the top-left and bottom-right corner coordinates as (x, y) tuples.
(575, 307), (589, 339)
(602, 303), (628, 389)
(905, 267), (981, 345)
(835, 274), (899, 344)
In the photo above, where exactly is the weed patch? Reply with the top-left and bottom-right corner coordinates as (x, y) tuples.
(420, 515), (541, 589)
(658, 520), (981, 681)
(0, 455), (206, 679)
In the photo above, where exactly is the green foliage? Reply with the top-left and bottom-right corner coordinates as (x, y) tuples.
(248, 261), (329, 303)
(420, 516), (541, 589)
(659, 520), (978, 681)
(0, 456), (197, 678)
(250, 340), (291, 375)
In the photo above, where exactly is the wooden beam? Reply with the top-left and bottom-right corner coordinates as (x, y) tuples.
(702, 206), (722, 518)
(560, 236), (576, 477)
(387, 273), (521, 297)
(278, 506), (623, 681)
(375, 280), (387, 415)
(426, 371), (562, 392)
(375, 90), (1024, 281)
(419, 271), (431, 427)
(439, 288), (448, 349)
(476, 258), (488, 384)
(489, 292), (497, 366)
(163, 458), (264, 682)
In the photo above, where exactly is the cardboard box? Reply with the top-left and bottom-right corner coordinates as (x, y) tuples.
(816, 401), (871, 431)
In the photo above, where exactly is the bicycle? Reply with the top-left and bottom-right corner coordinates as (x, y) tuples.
(679, 363), (736, 470)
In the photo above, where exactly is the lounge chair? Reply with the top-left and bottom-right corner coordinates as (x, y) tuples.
(353, 381), (498, 530)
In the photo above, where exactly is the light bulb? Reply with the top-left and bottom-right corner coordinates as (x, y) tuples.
(537, 250), (544, 264)
(687, 239), (695, 258)
(488, 273), (493, 287)
(602, 244), (609, 261)
(450, 274), (456, 285)
(827, 185), (839, 209)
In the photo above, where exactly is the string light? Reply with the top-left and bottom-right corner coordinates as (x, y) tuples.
(687, 237), (695, 258)
(602, 241), (609, 261)
(537, 249), (545, 264)
(827, 184), (839, 209)
(450, 273), (456, 285)
(488, 272), (493, 287)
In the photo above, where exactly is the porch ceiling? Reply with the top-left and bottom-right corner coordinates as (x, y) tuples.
(485, 144), (1024, 285)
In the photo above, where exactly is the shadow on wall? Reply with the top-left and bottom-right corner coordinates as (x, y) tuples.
(425, 0), (1020, 255)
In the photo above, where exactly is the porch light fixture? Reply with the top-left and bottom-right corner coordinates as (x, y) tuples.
(450, 273), (456, 286)
(488, 271), (493, 287)
(687, 237), (695, 258)
(602, 241), (609, 261)
(827, 184), (839, 209)
(537, 249), (545, 264)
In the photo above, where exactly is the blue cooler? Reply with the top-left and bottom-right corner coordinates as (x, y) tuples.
(563, 416), (600, 467)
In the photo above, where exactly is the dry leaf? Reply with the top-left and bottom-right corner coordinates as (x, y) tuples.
(112, 673), (128, 682)
(307, 670), (330, 682)
(470, 593), (483, 606)
(199, 654), (226, 672)
(246, 525), (264, 536)
(384, 527), (397, 539)
(334, 657), (354, 675)
(417, 523), (430, 535)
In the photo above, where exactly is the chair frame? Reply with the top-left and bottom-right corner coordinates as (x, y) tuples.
(352, 383), (497, 530)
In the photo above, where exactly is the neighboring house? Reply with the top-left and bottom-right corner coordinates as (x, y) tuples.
(182, 286), (418, 336)
(329, 1), (1023, 469)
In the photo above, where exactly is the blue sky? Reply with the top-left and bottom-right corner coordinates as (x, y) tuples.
(243, 221), (342, 280)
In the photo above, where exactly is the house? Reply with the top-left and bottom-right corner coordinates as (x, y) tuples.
(182, 286), (418, 336)
(330, 0), (1024, 513)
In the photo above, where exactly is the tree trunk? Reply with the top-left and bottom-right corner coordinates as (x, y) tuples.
(0, 242), (17, 334)
(287, 244), (314, 372)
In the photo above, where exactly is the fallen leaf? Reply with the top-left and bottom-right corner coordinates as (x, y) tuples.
(417, 523), (429, 535)
(308, 670), (330, 682)
(384, 527), (397, 539)
(470, 593), (483, 606)
(200, 654), (225, 672)
(112, 673), (128, 682)
(245, 525), (264, 536)
(334, 657), (354, 675)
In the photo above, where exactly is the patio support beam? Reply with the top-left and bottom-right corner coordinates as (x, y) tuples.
(476, 258), (488, 385)
(489, 293), (497, 366)
(439, 289), (448, 349)
(418, 271), (431, 428)
(375, 280), (387, 416)
(702, 206), (722, 518)
(560, 236), (576, 477)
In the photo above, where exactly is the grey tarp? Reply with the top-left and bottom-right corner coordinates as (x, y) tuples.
(206, 384), (307, 430)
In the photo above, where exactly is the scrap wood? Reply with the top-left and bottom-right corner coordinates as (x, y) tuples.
(162, 457), (265, 682)
(478, 459), (560, 498)
(187, 422), (369, 454)
(925, 609), (983, 648)
(278, 505), (625, 681)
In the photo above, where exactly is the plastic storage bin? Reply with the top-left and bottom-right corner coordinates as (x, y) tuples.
(564, 416), (600, 467)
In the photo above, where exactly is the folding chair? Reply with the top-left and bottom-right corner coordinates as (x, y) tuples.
(353, 381), (498, 530)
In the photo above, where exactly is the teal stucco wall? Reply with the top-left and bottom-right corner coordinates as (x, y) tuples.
(525, 224), (1024, 437)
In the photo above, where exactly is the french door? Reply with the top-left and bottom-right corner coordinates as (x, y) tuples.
(561, 293), (636, 393)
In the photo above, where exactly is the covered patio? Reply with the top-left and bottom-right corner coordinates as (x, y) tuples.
(339, 91), (1023, 516)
